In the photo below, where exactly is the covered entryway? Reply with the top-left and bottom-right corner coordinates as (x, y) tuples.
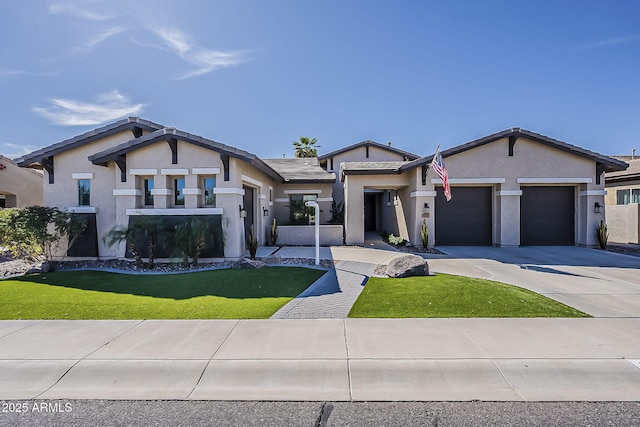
(435, 186), (492, 245)
(520, 186), (575, 245)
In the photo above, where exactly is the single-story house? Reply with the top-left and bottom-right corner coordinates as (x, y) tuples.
(0, 154), (43, 208)
(16, 118), (627, 259)
(605, 154), (640, 244)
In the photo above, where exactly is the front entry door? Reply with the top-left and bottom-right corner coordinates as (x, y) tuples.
(364, 193), (377, 231)
(242, 185), (255, 250)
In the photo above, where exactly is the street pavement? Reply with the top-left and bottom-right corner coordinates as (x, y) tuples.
(4, 401), (640, 426)
(1, 244), (640, 403)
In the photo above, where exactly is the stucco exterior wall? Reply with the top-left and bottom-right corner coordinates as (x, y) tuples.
(0, 156), (43, 207)
(343, 136), (607, 247)
(277, 225), (343, 246)
(606, 204), (640, 244)
(43, 130), (139, 258)
(326, 145), (408, 206)
(121, 141), (279, 259)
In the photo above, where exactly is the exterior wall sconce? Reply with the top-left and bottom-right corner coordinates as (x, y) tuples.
(423, 202), (430, 214)
(239, 205), (247, 218)
(263, 208), (269, 216)
(594, 202), (603, 213)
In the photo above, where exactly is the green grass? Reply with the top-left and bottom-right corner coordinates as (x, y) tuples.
(349, 274), (590, 318)
(0, 267), (325, 319)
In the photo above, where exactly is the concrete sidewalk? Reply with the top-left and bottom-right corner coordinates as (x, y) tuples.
(3, 319), (640, 401)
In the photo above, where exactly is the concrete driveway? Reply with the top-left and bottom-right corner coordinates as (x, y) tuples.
(430, 246), (640, 318)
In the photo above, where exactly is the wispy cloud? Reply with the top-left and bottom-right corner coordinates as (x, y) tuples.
(33, 90), (146, 126)
(1, 143), (43, 159)
(71, 26), (126, 54)
(577, 35), (640, 50)
(49, 3), (113, 21)
(150, 26), (250, 79)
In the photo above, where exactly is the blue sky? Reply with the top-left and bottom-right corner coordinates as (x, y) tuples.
(1, 1), (639, 160)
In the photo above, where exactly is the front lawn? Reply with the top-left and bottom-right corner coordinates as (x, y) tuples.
(349, 274), (590, 318)
(0, 267), (325, 319)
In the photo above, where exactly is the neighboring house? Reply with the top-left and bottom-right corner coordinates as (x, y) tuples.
(605, 155), (640, 244)
(16, 118), (335, 259)
(0, 154), (43, 208)
(17, 119), (627, 260)
(340, 128), (627, 248)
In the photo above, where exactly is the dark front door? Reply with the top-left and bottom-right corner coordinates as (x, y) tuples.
(520, 186), (574, 245)
(435, 186), (492, 245)
(242, 186), (255, 249)
(364, 193), (377, 231)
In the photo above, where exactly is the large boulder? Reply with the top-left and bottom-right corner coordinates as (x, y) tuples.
(386, 254), (429, 278)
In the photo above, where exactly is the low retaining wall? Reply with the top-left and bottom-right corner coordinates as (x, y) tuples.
(607, 204), (640, 244)
(276, 225), (344, 246)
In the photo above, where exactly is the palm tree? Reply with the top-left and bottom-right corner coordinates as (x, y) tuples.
(293, 136), (321, 158)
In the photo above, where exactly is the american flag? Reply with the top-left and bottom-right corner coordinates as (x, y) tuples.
(432, 151), (451, 201)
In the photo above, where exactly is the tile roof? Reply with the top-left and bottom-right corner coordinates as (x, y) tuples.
(15, 117), (164, 167)
(89, 127), (283, 181)
(262, 158), (336, 183)
(318, 140), (420, 161)
(400, 128), (628, 173)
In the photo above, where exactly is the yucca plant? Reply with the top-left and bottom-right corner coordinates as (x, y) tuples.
(247, 224), (259, 259)
(420, 219), (429, 248)
(596, 220), (608, 249)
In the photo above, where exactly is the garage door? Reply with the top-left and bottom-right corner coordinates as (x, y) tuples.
(435, 186), (492, 245)
(520, 186), (574, 245)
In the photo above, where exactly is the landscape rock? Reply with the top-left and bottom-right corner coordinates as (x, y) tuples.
(386, 254), (429, 278)
(238, 258), (267, 269)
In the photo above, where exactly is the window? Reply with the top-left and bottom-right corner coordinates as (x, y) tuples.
(144, 178), (154, 206)
(78, 179), (90, 206)
(204, 177), (216, 206)
(617, 189), (640, 205)
(290, 194), (317, 224)
(174, 178), (185, 206)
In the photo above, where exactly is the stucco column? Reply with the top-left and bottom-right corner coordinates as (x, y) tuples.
(579, 188), (607, 247)
(496, 189), (522, 247)
(344, 176), (365, 245)
(410, 193), (435, 247)
(215, 191), (245, 258)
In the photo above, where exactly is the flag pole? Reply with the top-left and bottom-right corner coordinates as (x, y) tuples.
(424, 144), (441, 181)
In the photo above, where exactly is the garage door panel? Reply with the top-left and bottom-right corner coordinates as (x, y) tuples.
(520, 186), (574, 246)
(435, 187), (492, 246)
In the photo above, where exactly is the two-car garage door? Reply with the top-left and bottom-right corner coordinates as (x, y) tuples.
(435, 185), (575, 246)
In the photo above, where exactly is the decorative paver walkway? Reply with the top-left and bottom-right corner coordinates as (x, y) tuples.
(271, 261), (377, 319)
